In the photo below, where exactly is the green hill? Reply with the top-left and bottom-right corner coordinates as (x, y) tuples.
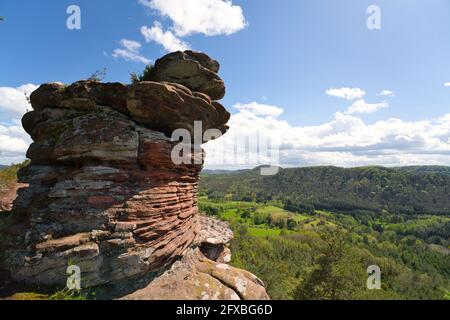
(393, 166), (450, 175)
(200, 166), (450, 216)
(199, 166), (450, 300)
(0, 161), (30, 190)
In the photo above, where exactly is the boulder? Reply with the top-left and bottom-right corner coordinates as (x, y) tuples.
(28, 80), (230, 139)
(143, 51), (226, 100)
(127, 81), (229, 137)
(120, 248), (269, 300)
(30, 81), (128, 114)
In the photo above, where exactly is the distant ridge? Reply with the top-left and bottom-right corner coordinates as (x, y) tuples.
(203, 169), (249, 175)
(393, 166), (450, 175)
(204, 165), (450, 175)
(200, 165), (450, 215)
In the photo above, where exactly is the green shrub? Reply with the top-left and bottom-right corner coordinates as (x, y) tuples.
(0, 160), (30, 188)
(130, 64), (155, 84)
(88, 68), (107, 82)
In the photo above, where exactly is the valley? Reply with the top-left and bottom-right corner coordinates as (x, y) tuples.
(199, 167), (450, 300)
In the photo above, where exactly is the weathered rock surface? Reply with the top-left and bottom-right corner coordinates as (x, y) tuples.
(6, 110), (202, 287)
(121, 247), (269, 300)
(196, 215), (234, 263)
(143, 51), (226, 101)
(27, 80), (230, 138)
(127, 81), (229, 137)
(0, 51), (268, 300)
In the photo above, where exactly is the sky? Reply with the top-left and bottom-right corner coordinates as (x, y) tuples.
(0, 0), (449, 168)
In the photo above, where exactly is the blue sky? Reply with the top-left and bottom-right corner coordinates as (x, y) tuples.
(1, 0), (450, 167)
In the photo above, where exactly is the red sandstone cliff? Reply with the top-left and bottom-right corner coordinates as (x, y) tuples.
(0, 51), (269, 300)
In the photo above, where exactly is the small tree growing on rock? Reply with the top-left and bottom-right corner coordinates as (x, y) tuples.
(130, 64), (154, 84)
(88, 68), (107, 82)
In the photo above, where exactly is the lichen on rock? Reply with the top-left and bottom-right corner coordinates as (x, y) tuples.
(0, 51), (268, 300)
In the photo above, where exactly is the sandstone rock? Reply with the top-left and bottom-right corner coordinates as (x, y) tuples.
(196, 215), (234, 246)
(127, 81), (229, 137)
(120, 248), (269, 300)
(28, 80), (230, 139)
(29, 82), (67, 109)
(30, 81), (128, 113)
(195, 215), (235, 262)
(0, 51), (268, 300)
(216, 247), (232, 264)
(184, 51), (220, 73)
(26, 107), (139, 164)
(143, 51), (226, 100)
(3, 104), (204, 288)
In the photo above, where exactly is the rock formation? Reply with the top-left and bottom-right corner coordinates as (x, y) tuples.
(142, 51), (226, 101)
(0, 51), (269, 300)
(121, 216), (268, 300)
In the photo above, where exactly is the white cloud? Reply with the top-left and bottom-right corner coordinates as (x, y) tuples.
(444, 82), (450, 87)
(112, 39), (151, 64)
(0, 84), (38, 115)
(141, 22), (190, 52)
(204, 102), (450, 169)
(139, 0), (247, 37)
(326, 88), (366, 100)
(378, 90), (395, 97)
(0, 122), (31, 165)
(345, 99), (389, 115)
(121, 39), (142, 53)
(234, 102), (284, 118)
(0, 84), (35, 165)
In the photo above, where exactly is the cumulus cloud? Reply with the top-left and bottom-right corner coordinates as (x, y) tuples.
(141, 22), (190, 52)
(204, 102), (450, 169)
(120, 39), (142, 53)
(0, 84), (38, 115)
(326, 88), (366, 101)
(378, 90), (395, 97)
(0, 85), (35, 165)
(138, 0), (246, 51)
(234, 102), (284, 118)
(444, 82), (450, 87)
(345, 99), (389, 115)
(0, 121), (31, 165)
(2, 88), (449, 168)
(139, 0), (247, 37)
(112, 39), (151, 64)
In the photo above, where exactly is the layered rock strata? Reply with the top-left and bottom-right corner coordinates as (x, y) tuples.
(0, 51), (268, 300)
(122, 215), (269, 300)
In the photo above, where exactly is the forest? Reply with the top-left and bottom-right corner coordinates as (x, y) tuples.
(199, 166), (450, 300)
(201, 166), (450, 215)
